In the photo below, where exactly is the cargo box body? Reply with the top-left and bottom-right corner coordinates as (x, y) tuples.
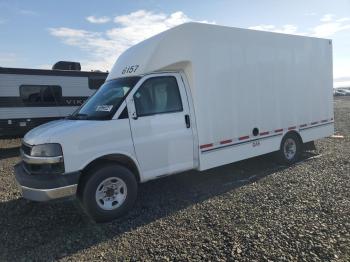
(108, 22), (334, 171)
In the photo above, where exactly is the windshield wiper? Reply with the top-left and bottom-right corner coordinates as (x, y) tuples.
(66, 113), (88, 120)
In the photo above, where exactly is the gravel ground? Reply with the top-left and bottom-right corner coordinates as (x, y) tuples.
(0, 97), (349, 261)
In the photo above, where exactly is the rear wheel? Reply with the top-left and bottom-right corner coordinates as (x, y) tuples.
(277, 133), (302, 165)
(78, 164), (138, 223)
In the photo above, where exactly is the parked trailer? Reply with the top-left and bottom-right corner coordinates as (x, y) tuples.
(0, 61), (107, 137)
(14, 23), (334, 222)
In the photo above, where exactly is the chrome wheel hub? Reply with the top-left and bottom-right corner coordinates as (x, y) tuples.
(95, 177), (127, 210)
(283, 138), (297, 160)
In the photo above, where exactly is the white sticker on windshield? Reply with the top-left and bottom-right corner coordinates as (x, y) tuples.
(96, 105), (113, 112)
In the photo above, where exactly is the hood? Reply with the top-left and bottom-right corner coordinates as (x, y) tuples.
(24, 119), (98, 145)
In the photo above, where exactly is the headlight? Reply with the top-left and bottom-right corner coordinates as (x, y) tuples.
(31, 143), (63, 157)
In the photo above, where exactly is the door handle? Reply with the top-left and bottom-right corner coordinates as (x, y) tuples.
(132, 111), (138, 120)
(185, 114), (190, 128)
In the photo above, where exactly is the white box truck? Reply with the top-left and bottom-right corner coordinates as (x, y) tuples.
(14, 23), (334, 222)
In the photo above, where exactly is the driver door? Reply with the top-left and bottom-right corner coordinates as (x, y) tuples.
(126, 73), (194, 181)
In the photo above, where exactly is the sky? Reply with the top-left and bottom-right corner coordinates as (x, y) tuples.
(0, 0), (349, 87)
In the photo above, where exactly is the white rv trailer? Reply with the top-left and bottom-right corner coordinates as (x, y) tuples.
(15, 23), (334, 222)
(0, 62), (107, 137)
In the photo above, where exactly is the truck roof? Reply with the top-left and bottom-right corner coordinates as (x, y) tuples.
(107, 22), (330, 81)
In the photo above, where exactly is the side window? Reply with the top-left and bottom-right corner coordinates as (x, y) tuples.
(20, 85), (62, 104)
(133, 76), (183, 117)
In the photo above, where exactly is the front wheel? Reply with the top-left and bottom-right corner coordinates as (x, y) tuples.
(277, 133), (302, 165)
(78, 164), (138, 223)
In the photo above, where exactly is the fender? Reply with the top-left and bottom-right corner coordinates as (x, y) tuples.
(79, 151), (143, 182)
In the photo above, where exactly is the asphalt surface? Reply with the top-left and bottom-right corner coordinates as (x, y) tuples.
(0, 97), (349, 261)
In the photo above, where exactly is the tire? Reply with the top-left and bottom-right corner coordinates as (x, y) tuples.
(277, 132), (302, 165)
(78, 164), (138, 223)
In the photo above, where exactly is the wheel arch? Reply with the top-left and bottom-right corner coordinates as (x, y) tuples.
(80, 153), (142, 183)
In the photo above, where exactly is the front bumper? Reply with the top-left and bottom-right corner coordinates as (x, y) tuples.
(14, 163), (80, 201)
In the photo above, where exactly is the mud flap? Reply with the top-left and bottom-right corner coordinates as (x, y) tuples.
(303, 141), (316, 151)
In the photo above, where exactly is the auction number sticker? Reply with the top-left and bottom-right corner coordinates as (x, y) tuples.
(96, 105), (113, 112)
(122, 65), (139, 75)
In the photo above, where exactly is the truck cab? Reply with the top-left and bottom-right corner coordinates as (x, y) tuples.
(15, 71), (197, 222)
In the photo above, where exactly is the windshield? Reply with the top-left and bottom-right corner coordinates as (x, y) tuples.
(69, 77), (140, 120)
